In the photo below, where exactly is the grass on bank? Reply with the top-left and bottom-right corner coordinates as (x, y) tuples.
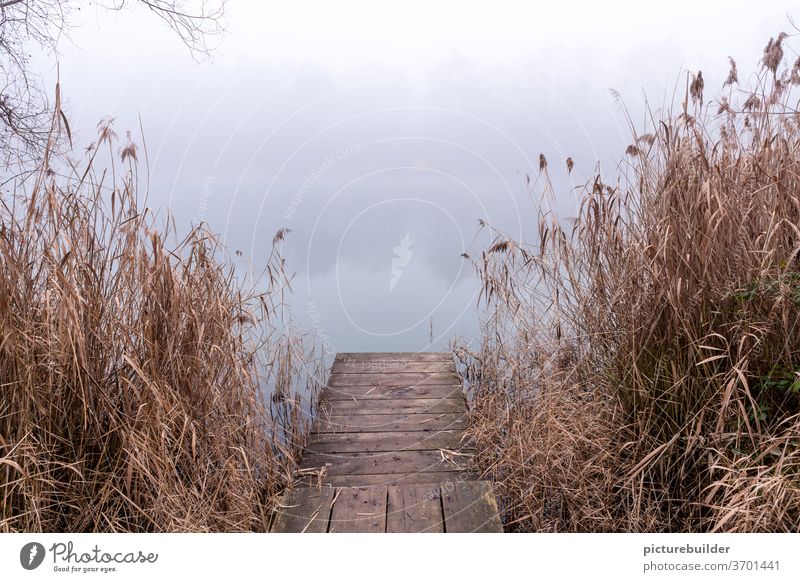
(0, 114), (320, 532)
(459, 34), (800, 532)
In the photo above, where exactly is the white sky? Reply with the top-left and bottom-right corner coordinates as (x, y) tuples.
(64, 1), (798, 72)
(34, 0), (800, 350)
(230, 1), (791, 68)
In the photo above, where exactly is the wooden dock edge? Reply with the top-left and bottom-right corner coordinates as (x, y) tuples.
(270, 352), (504, 533)
(270, 481), (503, 533)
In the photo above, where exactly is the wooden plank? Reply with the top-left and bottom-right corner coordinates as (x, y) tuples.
(312, 413), (467, 433)
(333, 361), (455, 374)
(328, 486), (387, 533)
(319, 398), (466, 416)
(322, 384), (462, 401)
(329, 372), (460, 387)
(270, 487), (334, 533)
(387, 484), (444, 533)
(311, 472), (478, 487)
(300, 450), (472, 475)
(283, 352), (503, 533)
(336, 352), (452, 362)
(441, 481), (503, 533)
(306, 430), (467, 454)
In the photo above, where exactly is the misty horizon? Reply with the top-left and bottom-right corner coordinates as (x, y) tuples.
(25, 0), (799, 351)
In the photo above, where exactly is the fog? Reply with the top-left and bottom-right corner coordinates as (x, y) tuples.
(35, 0), (797, 353)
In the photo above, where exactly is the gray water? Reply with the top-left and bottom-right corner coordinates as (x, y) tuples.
(34, 2), (793, 354)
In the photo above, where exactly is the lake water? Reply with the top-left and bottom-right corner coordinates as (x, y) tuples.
(34, 2), (790, 354)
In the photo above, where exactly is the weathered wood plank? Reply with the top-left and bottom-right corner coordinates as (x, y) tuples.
(300, 450), (472, 475)
(321, 384), (461, 401)
(319, 397), (466, 415)
(333, 361), (455, 374)
(335, 352), (452, 362)
(387, 484), (444, 533)
(441, 481), (503, 533)
(329, 372), (460, 387)
(280, 351), (502, 532)
(306, 430), (468, 453)
(270, 487), (334, 533)
(310, 472), (478, 487)
(328, 486), (387, 533)
(312, 413), (468, 433)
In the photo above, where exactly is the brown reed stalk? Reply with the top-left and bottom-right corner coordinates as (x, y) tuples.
(459, 36), (800, 532)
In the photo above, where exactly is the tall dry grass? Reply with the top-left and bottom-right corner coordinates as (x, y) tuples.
(459, 35), (800, 532)
(0, 115), (320, 532)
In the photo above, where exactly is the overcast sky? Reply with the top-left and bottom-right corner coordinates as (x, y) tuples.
(36, 0), (799, 352)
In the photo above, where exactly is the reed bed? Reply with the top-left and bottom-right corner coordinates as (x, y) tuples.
(459, 36), (800, 532)
(0, 117), (320, 532)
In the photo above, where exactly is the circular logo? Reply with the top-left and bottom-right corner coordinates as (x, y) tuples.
(19, 542), (46, 570)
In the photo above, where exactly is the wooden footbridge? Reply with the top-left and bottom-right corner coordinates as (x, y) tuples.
(270, 352), (503, 533)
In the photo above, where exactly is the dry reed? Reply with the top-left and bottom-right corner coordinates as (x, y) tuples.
(459, 35), (800, 532)
(0, 114), (321, 532)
